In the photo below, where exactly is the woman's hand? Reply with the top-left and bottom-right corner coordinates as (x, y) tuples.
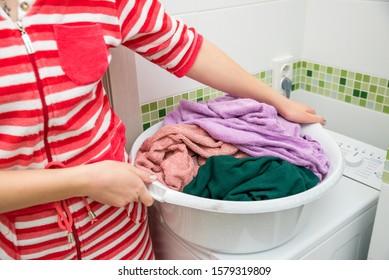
(275, 97), (326, 125)
(79, 161), (156, 207)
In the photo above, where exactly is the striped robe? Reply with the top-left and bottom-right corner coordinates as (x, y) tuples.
(0, 0), (203, 259)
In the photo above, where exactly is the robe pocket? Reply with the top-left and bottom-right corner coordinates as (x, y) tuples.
(54, 24), (109, 85)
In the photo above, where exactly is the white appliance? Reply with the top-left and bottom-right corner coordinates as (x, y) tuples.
(148, 91), (388, 260)
(368, 150), (389, 260)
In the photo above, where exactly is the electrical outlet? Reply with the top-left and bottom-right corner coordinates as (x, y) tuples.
(272, 56), (294, 94)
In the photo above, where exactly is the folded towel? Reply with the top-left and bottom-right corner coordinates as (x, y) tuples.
(163, 95), (329, 180)
(134, 124), (246, 191)
(183, 155), (320, 201)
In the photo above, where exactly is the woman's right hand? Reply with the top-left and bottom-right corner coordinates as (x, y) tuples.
(79, 160), (156, 207)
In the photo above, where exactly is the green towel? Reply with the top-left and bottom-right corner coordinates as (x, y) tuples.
(183, 155), (320, 201)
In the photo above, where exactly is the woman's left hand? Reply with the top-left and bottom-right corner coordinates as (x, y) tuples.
(275, 97), (326, 125)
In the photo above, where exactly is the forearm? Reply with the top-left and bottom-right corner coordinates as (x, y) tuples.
(0, 167), (86, 213)
(0, 161), (155, 213)
(186, 39), (324, 124)
(186, 39), (285, 107)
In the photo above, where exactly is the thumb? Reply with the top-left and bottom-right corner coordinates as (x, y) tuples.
(128, 164), (156, 206)
(138, 186), (154, 207)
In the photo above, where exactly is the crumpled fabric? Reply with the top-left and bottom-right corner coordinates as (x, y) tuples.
(134, 124), (246, 191)
(183, 155), (320, 201)
(163, 95), (329, 180)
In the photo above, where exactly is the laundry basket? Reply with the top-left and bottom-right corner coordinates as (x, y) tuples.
(130, 122), (343, 253)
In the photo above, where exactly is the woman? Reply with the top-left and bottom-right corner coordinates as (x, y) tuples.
(0, 0), (324, 259)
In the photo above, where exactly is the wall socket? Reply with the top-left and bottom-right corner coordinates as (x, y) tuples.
(272, 55), (294, 95)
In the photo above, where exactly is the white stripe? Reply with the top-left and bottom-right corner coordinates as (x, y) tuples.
(67, 199), (92, 214)
(147, 22), (194, 69)
(0, 124), (42, 138)
(6, 161), (48, 170)
(63, 252), (77, 260)
(164, 33), (194, 70)
(129, 6), (165, 41)
(0, 45), (29, 59)
(45, 83), (98, 105)
(0, 220), (15, 243)
(0, 40), (57, 59)
(38, 66), (64, 79)
(104, 35), (121, 47)
(127, 202), (144, 223)
(0, 98), (41, 113)
(0, 140), (45, 160)
(16, 232), (66, 246)
(124, 4), (165, 42)
(143, 242), (154, 260)
(21, 242), (73, 260)
(122, 0), (153, 40)
(15, 215), (57, 230)
(119, 0), (136, 25)
(0, 72), (36, 88)
(24, 13), (118, 26)
(143, 20), (185, 59)
(32, 40), (58, 52)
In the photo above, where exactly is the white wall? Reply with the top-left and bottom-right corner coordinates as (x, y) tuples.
(136, 0), (306, 103)
(303, 0), (389, 78)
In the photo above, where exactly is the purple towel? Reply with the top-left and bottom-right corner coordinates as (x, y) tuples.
(163, 95), (329, 180)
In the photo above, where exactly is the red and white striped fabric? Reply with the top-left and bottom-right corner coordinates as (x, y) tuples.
(0, 0), (203, 259)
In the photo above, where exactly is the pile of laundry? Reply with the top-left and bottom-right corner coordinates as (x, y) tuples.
(134, 95), (330, 201)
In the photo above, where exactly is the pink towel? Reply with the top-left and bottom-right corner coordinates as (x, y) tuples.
(134, 124), (246, 191)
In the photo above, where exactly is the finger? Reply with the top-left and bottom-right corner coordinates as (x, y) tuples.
(127, 164), (157, 184)
(138, 187), (154, 207)
(305, 106), (316, 115)
(301, 112), (326, 125)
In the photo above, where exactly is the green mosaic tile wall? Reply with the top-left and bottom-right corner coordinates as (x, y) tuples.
(140, 70), (272, 130)
(293, 61), (389, 114)
(140, 62), (389, 130)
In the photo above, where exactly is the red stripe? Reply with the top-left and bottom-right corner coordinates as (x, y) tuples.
(33, 247), (76, 260)
(0, 148), (46, 168)
(0, 134), (41, 151)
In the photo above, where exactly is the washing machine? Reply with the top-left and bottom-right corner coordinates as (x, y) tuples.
(148, 129), (386, 260)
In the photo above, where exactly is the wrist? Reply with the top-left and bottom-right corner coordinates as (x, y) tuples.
(67, 165), (92, 198)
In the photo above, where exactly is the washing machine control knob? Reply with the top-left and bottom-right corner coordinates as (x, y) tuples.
(344, 152), (364, 167)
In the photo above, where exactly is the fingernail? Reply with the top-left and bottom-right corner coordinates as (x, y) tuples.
(149, 174), (157, 181)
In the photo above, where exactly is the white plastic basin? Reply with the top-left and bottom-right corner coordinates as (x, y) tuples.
(130, 122), (343, 253)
